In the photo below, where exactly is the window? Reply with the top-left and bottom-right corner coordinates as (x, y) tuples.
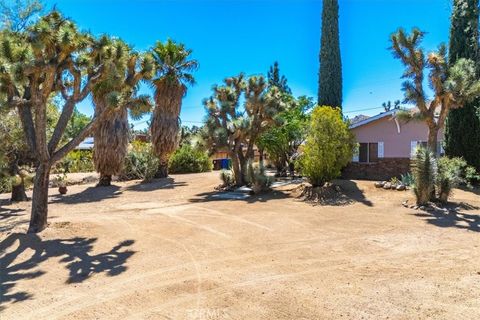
(359, 142), (378, 163)
(412, 141), (444, 157)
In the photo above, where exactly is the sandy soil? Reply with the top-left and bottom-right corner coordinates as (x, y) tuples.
(1, 171), (480, 320)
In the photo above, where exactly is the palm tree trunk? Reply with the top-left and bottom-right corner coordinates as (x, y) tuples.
(93, 99), (129, 186)
(28, 162), (50, 233)
(97, 174), (112, 186)
(156, 160), (169, 178)
(151, 80), (184, 173)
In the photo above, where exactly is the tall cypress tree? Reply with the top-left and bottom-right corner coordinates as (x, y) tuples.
(444, 0), (480, 170)
(318, 0), (342, 109)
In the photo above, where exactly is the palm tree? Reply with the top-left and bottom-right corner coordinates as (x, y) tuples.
(150, 39), (198, 177)
(92, 39), (153, 186)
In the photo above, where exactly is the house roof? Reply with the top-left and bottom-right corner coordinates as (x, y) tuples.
(349, 109), (397, 129)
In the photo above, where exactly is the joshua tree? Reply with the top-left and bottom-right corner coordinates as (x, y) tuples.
(390, 28), (480, 152)
(92, 39), (153, 186)
(0, 11), (120, 232)
(150, 39), (198, 178)
(204, 74), (284, 186)
(318, 0), (342, 108)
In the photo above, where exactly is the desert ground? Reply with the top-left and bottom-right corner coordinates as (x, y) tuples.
(1, 171), (480, 320)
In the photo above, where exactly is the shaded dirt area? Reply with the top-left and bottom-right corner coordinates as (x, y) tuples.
(1, 172), (480, 319)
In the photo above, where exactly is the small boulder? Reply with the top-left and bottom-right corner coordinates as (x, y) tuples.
(419, 206), (426, 211)
(396, 184), (406, 191)
(374, 181), (384, 188)
(402, 200), (409, 207)
(383, 182), (391, 190)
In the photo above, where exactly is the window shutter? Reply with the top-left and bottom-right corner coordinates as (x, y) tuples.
(352, 144), (359, 162)
(378, 141), (384, 158)
(410, 141), (418, 158)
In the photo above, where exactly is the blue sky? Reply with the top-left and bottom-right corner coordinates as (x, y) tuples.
(44, 0), (452, 128)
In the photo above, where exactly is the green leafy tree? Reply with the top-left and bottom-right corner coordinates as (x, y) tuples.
(64, 108), (91, 141)
(150, 39), (199, 178)
(267, 61), (291, 94)
(299, 106), (355, 187)
(444, 0), (480, 171)
(257, 95), (312, 173)
(0, 11), (124, 232)
(390, 28), (480, 152)
(318, 0), (342, 108)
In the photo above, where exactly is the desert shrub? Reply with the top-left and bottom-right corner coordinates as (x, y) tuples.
(411, 147), (437, 205)
(54, 150), (94, 173)
(465, 166), (480, 186)
(0, 176), (11, 193)
(122, 142), (159, 182)
(168, 145), (212, 174)
(220, 169), (235, 187)
(436, 156), (478, 203)
(298, 106), (356, 187)
(400, 173), (415, 187)
(246, 161), (272, 194)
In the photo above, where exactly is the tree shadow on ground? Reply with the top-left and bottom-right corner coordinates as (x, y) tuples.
(125, 177), (188, 192)
(0, 233), (135, 310)
(412, 202), (480, 232)
(326, 180), (373, 207)
(0, 200), (27, 233)
(49, 185), (122, 205)
(188, 189), (290, 204)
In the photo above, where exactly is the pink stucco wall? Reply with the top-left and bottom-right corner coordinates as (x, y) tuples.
(351, 115), (444, 158)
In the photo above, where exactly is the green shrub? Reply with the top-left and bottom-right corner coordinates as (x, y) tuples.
(411, 147), (436, 205)
(168, 145), (212, 174)
(54, 150), (94, 173)
(122, 142), (159, 182)
(298, 106), (356, 187)
(436, 156), (479, 203)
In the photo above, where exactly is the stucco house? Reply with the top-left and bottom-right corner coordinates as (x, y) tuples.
(342, 109), (444, 180)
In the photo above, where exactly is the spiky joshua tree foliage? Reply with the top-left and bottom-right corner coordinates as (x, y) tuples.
(203, 74), (285, 186)
(92, 39), (153, 186)
(0, 11), (124, 232)
(150, 39), (198, 178)
(390, 28), (480, 153)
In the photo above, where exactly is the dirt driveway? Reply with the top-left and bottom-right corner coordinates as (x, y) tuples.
(1, 171), (480, 319)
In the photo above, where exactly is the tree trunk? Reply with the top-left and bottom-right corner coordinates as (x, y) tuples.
(156, 161), (169, 178)
(11, 183), (28, 202)
(230, 152), (243, 187)
(259, 148), (264, 167)
(97, 174), (112, 187)
(428, 126), (439, 156)
(28, 162), (51, 233)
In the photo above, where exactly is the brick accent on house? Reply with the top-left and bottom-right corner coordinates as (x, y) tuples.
(341, 158), (411, 181)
